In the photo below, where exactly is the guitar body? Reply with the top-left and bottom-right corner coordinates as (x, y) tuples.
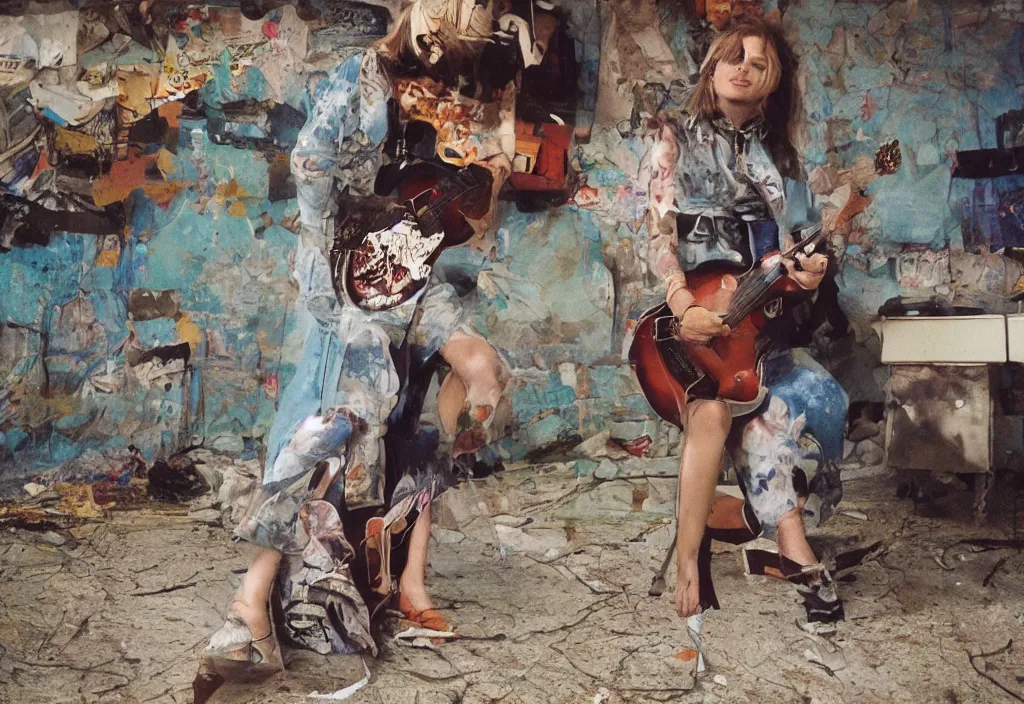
(684, 267), (801, 402)
(629, 303), (690, 428)
(629, 263), (802, 427)
(388, 161), (493, 249)
(331, 162), (493, 312)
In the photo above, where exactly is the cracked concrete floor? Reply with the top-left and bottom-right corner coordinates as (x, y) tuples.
(1, 466), (1023, 704)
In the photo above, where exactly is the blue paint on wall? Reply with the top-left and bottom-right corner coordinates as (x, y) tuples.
(1, 1), (1021, 478)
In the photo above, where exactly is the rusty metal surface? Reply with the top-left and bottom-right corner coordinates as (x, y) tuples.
(886, 365), (993, 475)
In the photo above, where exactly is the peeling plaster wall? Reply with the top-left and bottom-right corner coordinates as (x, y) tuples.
(1, 0), (1022, 479)
(787, 0), (1024, 403)
(0, 132), (298, 472)
(787, 0), (1024, 315)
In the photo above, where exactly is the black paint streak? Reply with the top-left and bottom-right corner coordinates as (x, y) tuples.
(126, 342), (192, 368)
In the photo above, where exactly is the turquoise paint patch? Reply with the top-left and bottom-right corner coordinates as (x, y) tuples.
(873, 166), (953, 245)
(206, 141), (271, 198)
(131, 317), (180, 349)
(523, 413), (580, 451)
(573, 459), (598, 477)
(54, 412), (94, 432)
(837, 266), (903, 316)
(89, 290), (131, 353)
(618, 393), (658, 422)
(0, 235), (85, 326)
(79, 39), (159, 69)
(202, 53), (273, 109)
(48, 430), (83, 465)
(587, 168), (630, 188)
(513, 382), (577, 423)
(4, 428), (29, 453)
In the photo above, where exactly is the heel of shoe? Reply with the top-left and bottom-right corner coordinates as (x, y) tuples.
(249, 630), (284, 671)
(204, 597), (284, 673)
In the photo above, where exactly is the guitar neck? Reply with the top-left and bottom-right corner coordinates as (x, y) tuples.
(780, 222), (825, 258)
(721, 223), (826, 326)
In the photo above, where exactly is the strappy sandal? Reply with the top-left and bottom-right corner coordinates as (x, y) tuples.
(204, 604), (284, 673)
(395, 591), (454, 633)
(742, 549), (846, 622)
(364, 516), (392, 595)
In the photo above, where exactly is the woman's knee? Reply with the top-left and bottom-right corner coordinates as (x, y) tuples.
(443, 334), (507, 391)
(776, 505), (805, 532)
(686, 399), (732, 438)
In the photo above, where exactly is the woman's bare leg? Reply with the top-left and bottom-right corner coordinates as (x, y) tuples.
(231, 548), (282, 638)
(398, 504), (435, 611)
(396, 334), (508, 615)
(675, 399), (732, 618)
(775, 506), (817, 566)
(437, 372), (468, 437)
(438, 333), (510, 455)
(398, 338), (504, 611)
(206, 547), (283, 669)
(392, 362), (468, 613)
(706, 494), (749, 530)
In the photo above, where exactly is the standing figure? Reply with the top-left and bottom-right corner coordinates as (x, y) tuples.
(631, 18), (848, 620)
(200, 48), (512, 676)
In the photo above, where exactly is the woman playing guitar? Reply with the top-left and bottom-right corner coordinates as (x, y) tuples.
(633, 18), (849, 621)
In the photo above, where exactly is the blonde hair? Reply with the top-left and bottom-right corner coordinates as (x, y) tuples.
(686, 18), (801, 179)
(374, 6), (415, 66)
(374, 5), (482, 83)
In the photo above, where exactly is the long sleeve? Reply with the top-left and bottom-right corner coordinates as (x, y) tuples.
(640, 122), (692, 316)
(781, 176), (822, 247)
(290, 51), (390, 246)
(643, 124), (685, 279)
(647, 208), (684, 283)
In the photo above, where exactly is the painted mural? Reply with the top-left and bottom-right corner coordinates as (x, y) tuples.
(0, 0), (1022, 480)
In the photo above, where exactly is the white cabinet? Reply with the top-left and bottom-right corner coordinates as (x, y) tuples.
(878, 315), (1005, 476)
(1007, 314), (1024, 363)
(879, 315), (1007, 364)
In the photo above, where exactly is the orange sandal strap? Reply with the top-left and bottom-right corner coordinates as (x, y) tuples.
(401, 610), (452, 632)
(396, 593), (453, 631)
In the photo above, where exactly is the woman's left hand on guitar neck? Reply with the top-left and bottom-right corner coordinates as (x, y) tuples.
(782, 252), (828, 291)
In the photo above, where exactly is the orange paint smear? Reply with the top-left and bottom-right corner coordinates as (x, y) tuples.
(834, 190), (874, 230)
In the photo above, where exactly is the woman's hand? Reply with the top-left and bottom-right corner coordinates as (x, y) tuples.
(783, 252), (828, 291)
(677, 306), (730, 344)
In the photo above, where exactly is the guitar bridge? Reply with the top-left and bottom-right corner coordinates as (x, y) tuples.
(652, 315), (680, 342)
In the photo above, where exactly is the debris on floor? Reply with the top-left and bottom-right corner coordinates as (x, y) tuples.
(147, 456), (210, 503)
(308, 657), (371, 700)
(393, 625), (459, 647)
(0, 448), (259, 533)
(2, 467), (1023, 703)
(804, 641), (847, 674)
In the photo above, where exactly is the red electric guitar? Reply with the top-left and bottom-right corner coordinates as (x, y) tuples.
(396, 162), (493, 248)
(628, 223), (826, 427)
(374, 132), (494, 249)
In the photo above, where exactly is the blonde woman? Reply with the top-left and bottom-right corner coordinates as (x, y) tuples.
(638, 18), (848, 620)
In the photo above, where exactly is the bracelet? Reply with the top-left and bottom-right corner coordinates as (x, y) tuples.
(676, 301), (702, 320)
(669, 301), (702, 337)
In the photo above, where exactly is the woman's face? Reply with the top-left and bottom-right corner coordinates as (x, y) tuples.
(712, 35), (776, 109)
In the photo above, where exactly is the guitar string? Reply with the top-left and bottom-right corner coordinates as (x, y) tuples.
(718, 227), (827, 326)
(413, 177), (484, 232)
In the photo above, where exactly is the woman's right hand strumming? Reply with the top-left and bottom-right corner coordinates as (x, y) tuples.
(677, 306), (730, 344)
